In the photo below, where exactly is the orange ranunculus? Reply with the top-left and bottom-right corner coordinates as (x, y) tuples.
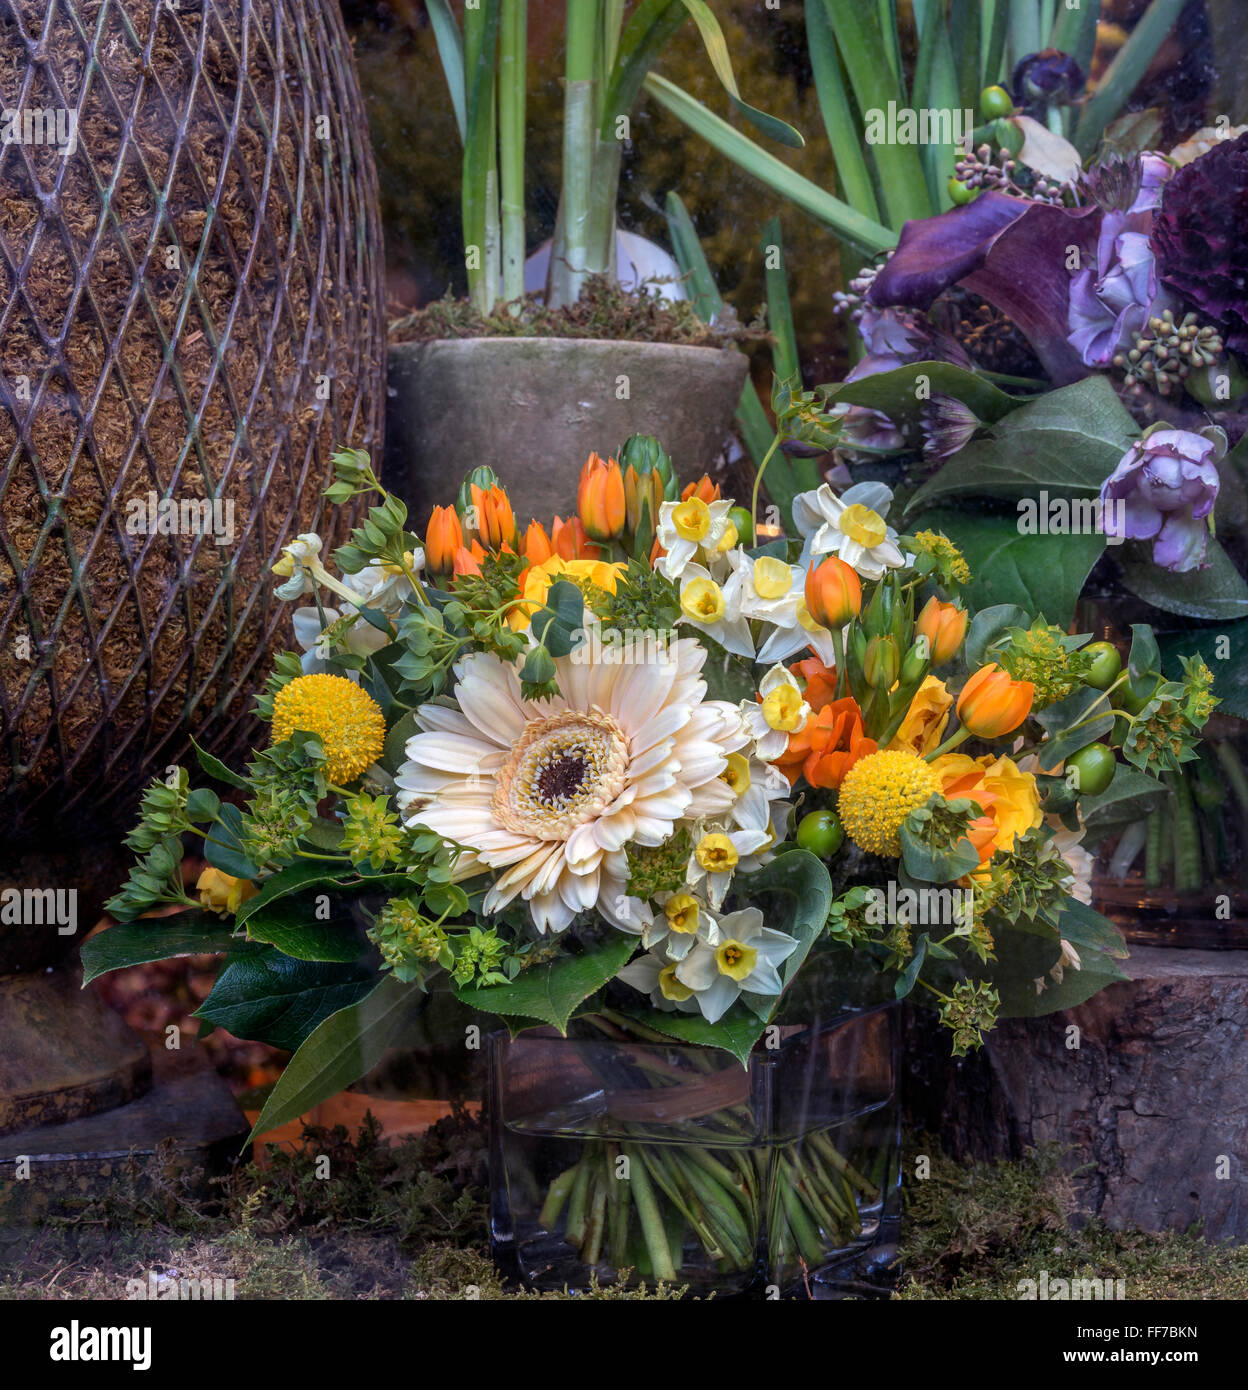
(888, 676), (953, 757)
(550, 513), (600, 561)
(931, 753), (1042, 864)
(804, 556), (862, 629)
(957, 664), (1034, 737)
(467, 483), (516, 550)
(790, 656), (839, 714)
(451, 542), (485, 578)
(915, 596), (968, 665)
(424, 504), (463, 576)
(681, 474), (721, 504)
(577, 452), (626, 542)
(520, 519), (553, 565)
(775, 696), (877, 790)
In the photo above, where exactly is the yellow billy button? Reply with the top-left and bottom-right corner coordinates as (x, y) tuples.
(752, 555), (794, 600)
(721, 752), (751, 797)
(761, 680), (805, 732)
(681, 576), (725, 624)
(838, 502), (888, 548)
(658, 964), (695, 1002)
(715, 938), (758, 983)
(672, 496), (711, 542)
(664, 893), (701, 935)
(695, 833), (738, 872)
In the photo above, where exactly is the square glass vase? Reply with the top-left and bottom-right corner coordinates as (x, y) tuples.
(488, 1004), (900, 1298)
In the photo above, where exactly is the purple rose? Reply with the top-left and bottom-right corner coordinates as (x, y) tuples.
(1100, 429), (1221, 572)
(1067, 210), (1158, 366)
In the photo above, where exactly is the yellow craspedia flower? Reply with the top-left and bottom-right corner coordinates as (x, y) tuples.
(837, 749), (941, 857)
(271, 673), (386, 784)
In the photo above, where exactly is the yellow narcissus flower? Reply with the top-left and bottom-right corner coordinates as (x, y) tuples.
(837, 749), (941, 857)
(888, 676), (953, 757)
(196, 866), (257, 916)
(271, 673), (386, 783)
(931, 753), (1042, 862)
(510, 555), (625, 629)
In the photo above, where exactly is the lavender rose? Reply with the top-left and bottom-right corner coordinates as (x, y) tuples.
(1100, 429), (1221, 572)
(1067, 210), (1158, 367)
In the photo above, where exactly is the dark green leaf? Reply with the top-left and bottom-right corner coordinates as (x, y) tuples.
(203, 804), (259, 879)
(191, 737), (248, 789)
(81, 912), (236, 984)
(453, 936), (636, 1033)
(1120, 539), (1248, 620)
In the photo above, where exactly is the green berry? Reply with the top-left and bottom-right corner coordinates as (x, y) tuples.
(980, 85), (1014, 119)
(948, 176), (977, 206)
(797, 809), (844, 858)
(1083, 641), (1122, 691)
(1066, 743), (1116, 797)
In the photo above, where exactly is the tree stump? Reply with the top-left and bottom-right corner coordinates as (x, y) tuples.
(903, 946), (1248, 1243)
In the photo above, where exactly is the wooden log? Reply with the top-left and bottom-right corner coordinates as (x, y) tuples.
(903, 946), (1248, 1243)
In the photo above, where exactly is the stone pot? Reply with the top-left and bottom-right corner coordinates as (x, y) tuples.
(384, 337), (750, 521)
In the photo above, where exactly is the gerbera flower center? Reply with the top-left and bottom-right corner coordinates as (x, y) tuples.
(493, 709), (629, 839)
(838, 503), (887, 548)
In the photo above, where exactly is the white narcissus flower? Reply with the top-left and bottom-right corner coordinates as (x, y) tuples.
(674, 907), (798, 1023)
(644, 891), (720, 959)
(687, 822), (770, 908)
(741, 663), (810, 762)
(792, 481), (906, 579)
(396, 639), (747, 935)
(655, 495), (736, 580)
(292, 558), (423, 672)
(617, 948), (701, 1014)
(272, 532), (324, 600)
(677, 562), (754, 658)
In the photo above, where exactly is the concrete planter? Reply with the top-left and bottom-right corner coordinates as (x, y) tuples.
(384, 337), (750, 520)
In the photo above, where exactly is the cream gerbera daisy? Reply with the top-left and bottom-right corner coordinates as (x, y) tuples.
(395, 640), (748, 934)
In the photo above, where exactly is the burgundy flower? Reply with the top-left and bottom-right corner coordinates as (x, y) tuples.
(1151, 133), (1248, 354)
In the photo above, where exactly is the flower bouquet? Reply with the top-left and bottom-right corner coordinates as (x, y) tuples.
(89, 431), (1217, 1293)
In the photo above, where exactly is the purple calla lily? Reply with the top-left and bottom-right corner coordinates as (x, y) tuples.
(867, 190), (1101, 385)
(1099, 429), (1220, 572)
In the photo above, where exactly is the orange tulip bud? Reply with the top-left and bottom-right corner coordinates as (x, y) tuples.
(425, 505), (463, 575)
(577, 452), (626, 542)
(623, 463), (665, 534)
(452, 542), (485, 578)
(520, 519), (553, 565)
(915, 596), (969, 665)
(681, 474), (721, 505)
(550, 514), (599, 561)
(804, 556), (862, 629)
(467, 483), (516, 550)
(957, 664), (1034, 738)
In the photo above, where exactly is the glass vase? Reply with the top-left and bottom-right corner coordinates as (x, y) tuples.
(488, 1004), (900, 1298)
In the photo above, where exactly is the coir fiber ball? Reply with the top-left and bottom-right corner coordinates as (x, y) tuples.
(0, 0), (385, 842)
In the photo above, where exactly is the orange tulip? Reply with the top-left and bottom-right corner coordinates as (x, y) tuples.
(577, 452), (626, 542)
(804, 556), (862, 629)
(790, 656), (839, 714)
(550, 514), (600, 561)
(467, 483), (516, 550)
(774, 697), (877, 790)
(425, 504), (463, 576)
(681, 474), (721, 504)
(957, 664), (1034, 737)
(520, 519), (553, 565)
(915, 596), (968, 665)
(451, 541), (485, 578)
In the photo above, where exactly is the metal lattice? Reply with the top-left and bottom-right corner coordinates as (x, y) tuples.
(0, 0), (384, 842)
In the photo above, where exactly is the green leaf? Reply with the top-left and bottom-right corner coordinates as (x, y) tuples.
(245, 897), (368, 963)
(454, 936), (636, 1033)
(426, 0), (467, 143)
(900, 820), (981, 882)
(1080, 763), (1169, 843)
(236, 861), (411, 930)
(381, 708), (422, 776)
(1034, 685), (1116, 771)
(1074, 0), (1187, 157)
(894, 933), (930, 1000)
(80, 912), (237, 985)
(203, 803), (260, 879)
(619, 1006), (775, 1069)
(530, 580), (585, 658)
(804, 0), (881, 222)
(643, 73), (894, 255)
(829, 360), (1023, 431)
(245, 973), (419, 1143)
(191, 737), (247, 789)
(1120, 539), (1248, 621)
(907, 377), (1139, 512)
(911, 508), (1103, 629)
(965, 603), (1031, 670)
(195, 944), (380, 1054)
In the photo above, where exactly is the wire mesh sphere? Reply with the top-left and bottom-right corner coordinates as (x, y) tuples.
(0, 0), (384, 844)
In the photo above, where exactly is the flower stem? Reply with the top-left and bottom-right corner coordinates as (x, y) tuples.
(750, 432), (783, 542)
(925, 724), (973, 761)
